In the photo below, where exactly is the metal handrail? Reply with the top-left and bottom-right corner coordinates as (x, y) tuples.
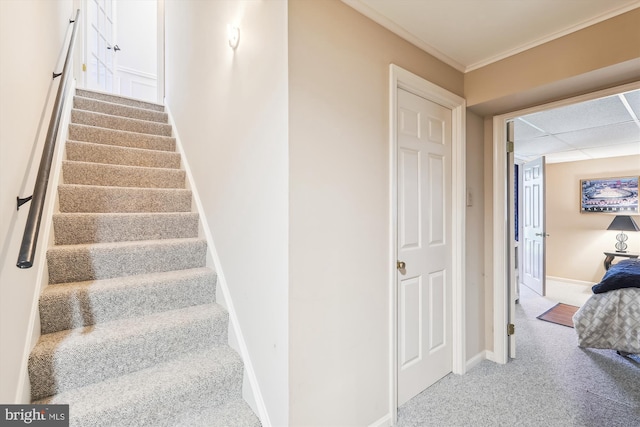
(17, 9), (80, 269)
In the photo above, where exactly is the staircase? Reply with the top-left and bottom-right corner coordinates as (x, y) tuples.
(28, 89), (261, 427)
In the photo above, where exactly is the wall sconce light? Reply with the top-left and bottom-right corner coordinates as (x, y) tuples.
(607, 215), (639, 253)
(228, 25), (240, 49)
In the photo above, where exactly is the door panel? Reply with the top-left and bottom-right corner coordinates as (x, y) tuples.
(397, 88), (452, 406)
(86, 0), (115, 93)
(522, 156), (546, 296)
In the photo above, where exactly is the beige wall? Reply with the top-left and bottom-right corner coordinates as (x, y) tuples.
(0, 0), (74, 402)
(466, 8), (640, 115)
(164, 1), (289, 424)
(465, 111), (486, 356)
(289, 0), (469, 424)
(546, 156), (640, 283)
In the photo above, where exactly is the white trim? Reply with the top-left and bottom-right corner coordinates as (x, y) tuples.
(491, 80), (640, 365)
(466, 3), (640, 71)
(388, 64), (466, 423)
(342, 0), (465, 72)
(116, 65), (157, 80)
(15, 79), (77, 403)
(546, 276), (592, 287)
(166, 107), (271, 427)
(342, 0), (639, 73)
(465, 350), (487, 371)
(369, 413), (393, 427)
(157, 0), (165, 104)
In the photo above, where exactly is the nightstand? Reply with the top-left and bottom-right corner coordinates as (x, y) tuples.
(604, 251), (639, 270)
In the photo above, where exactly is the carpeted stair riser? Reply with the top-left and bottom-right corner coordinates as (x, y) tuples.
(34, 347), (245, 427)
(76, 88), (165, 112)
(68, 124), (176, 152)
(53, 212), (199, 245)
(57, 184), (192, 213)
(172, 398), (261, 427)
(62, 160), (186, 188)
(66, 140), (181, 168)
(30, 88), (260, 426)
(39, 268), (216, 334)
(29, 304), (228, 400)
(74, 96), (169, 123)
(46, 238), (207, 284)
(72, 109), (173, 136)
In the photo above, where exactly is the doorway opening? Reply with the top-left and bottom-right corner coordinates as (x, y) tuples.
(492, 81), (640, 363)
(77, 0), (163, 103)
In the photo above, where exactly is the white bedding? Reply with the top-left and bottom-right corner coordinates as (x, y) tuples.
(572, 288), (640, 354)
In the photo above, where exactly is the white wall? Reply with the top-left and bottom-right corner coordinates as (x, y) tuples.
(164, 1), (289, 425)
(0, 0), (74, 402)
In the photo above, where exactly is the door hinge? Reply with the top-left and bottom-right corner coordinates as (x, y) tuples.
(507, 323), (515, 336)
(82, 63), (87, 72)
(506, 141), (514, 153)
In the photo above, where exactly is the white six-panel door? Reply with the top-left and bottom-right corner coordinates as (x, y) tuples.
(522, 156), (546, 296)
(397, 88), (453, 405)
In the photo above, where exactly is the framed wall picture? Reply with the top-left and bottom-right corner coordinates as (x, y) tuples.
(580, 176), (639, 213)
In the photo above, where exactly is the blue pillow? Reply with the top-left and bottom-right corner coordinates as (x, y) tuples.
(592, 258), (640, 294)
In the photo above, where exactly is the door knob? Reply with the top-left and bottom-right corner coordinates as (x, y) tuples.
(397, 261), (406, 270)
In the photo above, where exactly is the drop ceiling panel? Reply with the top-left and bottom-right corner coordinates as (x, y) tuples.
(623, 90), (640, 119)
(544, 150), (591, 164)
(582, 141), (640, 159)
(555, 121), (640, 148)
(514, 136), (572, 157)
(514, 119), (546, 140)
(520, 96), (632, 134)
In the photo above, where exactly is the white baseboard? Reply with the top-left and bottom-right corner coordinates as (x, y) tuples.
(465, 350), (487, 370)
(484, 350), (497, 363)
(547, 276), (592, 286)
(369, 413), (393, 427)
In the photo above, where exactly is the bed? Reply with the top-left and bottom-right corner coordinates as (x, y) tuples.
(572, 258), (640, 354)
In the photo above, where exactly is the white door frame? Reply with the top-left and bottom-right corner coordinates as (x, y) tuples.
(389, 64), (466, 422)
(491, 80), (640, 364)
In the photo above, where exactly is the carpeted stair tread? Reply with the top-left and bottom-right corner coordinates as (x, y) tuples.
(39, 267), (216, 334)
(66, 140), (181, 169)
(68, 124), (175, 151)
(76, 88), (165, 112)
(72, 109), (172, 136)
(34, 347), (244, 427)
(172, 398), (261, 427)
(62, 160), (186, 188)
(57, 184), (192, 213)
(29, 303), (228, 401)
(53, 212), (199, 245)
(74, 96), (168, 123)
(46, 238), (207, 284)
(28, 87), (261, 424)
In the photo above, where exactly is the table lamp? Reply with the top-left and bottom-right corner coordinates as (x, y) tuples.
(607, 215), (639, 253)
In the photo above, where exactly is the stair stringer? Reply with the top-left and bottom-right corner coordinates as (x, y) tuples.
(15, 79), (77, 404)
(166, 107), (271, 427)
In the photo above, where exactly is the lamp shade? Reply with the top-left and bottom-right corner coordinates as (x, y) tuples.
(607, 215), (640, 232)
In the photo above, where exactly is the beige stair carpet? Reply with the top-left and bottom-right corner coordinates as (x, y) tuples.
(27, 89), (260, 427)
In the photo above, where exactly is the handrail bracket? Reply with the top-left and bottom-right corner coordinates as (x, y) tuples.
(17, 196), (33, 210)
